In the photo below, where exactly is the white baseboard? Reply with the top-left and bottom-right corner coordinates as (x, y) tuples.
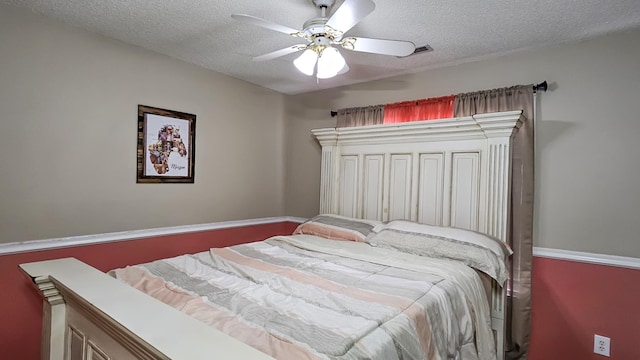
(0, 216), (306, 255)
(533, 247), (640, 270)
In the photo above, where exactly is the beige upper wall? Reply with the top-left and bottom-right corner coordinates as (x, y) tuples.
(0, 5), (286, 243)
(2, 3), (639, 258)
(284, 28), (640, 258)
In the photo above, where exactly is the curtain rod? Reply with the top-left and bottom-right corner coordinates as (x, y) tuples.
(329, 81), (548, 117)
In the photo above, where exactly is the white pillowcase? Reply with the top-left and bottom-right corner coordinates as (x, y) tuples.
(372, 220), (512, 259)
(367, 220), (512, 284)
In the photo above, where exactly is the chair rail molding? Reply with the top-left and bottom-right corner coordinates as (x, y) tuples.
(0, 216), (306, 255)
(533, 247), (640, 270)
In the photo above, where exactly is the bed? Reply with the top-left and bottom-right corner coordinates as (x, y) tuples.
(20, 110), (525, 360)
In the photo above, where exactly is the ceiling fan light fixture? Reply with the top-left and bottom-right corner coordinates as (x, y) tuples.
(316, 47), (346, 79)
(293, 49), (318, 76)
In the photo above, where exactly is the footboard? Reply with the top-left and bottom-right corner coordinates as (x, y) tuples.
(20, 258), (275, 360)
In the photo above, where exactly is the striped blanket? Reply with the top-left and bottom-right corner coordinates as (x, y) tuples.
(111, 235), (496, 360)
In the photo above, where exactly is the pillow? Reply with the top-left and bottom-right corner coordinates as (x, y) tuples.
(293, 214), (382, 242)
(371, 220), (513, 258)
(366, 220), (511, 284)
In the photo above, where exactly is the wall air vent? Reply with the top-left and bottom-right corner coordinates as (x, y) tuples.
(398, 44), (433, 58)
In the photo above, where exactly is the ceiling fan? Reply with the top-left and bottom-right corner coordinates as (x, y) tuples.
(231, 0), (416, 79)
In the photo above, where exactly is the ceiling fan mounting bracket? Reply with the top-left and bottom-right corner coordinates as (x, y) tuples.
(312, 0), (335, 10)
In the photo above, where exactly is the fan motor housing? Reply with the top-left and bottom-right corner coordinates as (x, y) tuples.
(302, 19), (336, 45)
(303, 18), (328, 35)
(313, 36), (331, 46)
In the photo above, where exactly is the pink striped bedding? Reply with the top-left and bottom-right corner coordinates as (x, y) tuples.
(110, 234), (497, 360)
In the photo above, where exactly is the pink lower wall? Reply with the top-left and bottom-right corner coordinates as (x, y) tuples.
(0, 221), (299, 360)
(2, 223), (638, 359)
(528, 257), (640, 360)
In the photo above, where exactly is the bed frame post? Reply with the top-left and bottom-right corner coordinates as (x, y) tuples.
(313, 129), (340, 214)
(491, 282), (507, 360)
(474, 111), (524, 360)
(34, 276), (67, 360)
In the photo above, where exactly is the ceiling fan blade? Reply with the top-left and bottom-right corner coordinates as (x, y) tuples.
(325, 0), (375, 34)
(344, 37), (416, 57)
(253, 45), (303, 61)
(231, 14), (300, 36)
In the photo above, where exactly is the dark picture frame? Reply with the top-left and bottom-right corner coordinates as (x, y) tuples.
(137, 105), (196, 183)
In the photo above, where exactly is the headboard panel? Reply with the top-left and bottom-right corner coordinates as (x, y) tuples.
(312, 110), (525, 360)
(312, 110), (524, 241)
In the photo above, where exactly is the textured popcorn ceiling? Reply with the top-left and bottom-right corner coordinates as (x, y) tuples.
(5, 0), (640, 94)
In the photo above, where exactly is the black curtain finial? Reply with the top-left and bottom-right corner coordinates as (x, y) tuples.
(533, 81), (548, 93)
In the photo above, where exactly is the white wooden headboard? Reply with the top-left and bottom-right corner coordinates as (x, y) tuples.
(312, 110), (525, 359)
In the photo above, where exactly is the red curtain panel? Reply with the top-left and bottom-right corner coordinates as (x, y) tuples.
(383, 95), (455, 123)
